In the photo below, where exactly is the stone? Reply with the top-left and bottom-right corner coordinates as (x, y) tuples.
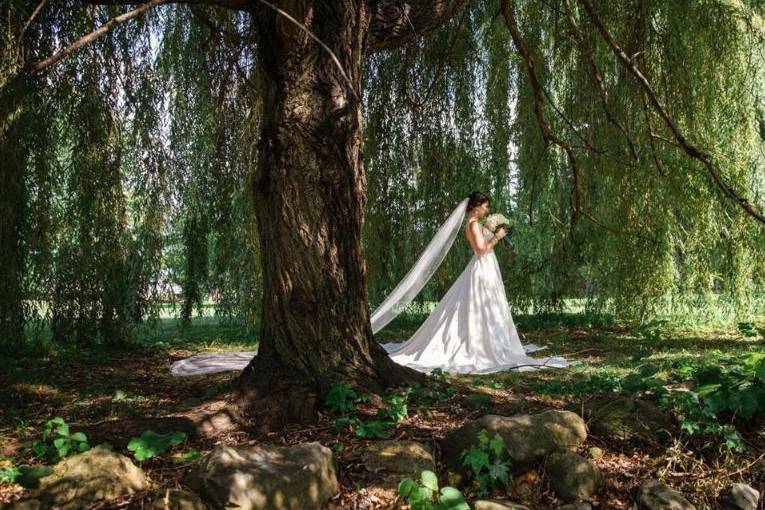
(473, 500), (528, 510)
(441, 411), (587, 475)
(13, 447), (149, 510)
(359, 440), (435, 487)
(149, 489), (207, 510)
(587, 447), (603, 460)
(727, 483), (759, 510)
(585, 397), (671, 442)
(546, 452), (601, 502)
(187, 442), (338, 510)
(637, 479), (695, 510)
(560, 504), (592, 510)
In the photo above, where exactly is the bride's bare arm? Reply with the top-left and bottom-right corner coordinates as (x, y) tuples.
(467, 222), (506, 256)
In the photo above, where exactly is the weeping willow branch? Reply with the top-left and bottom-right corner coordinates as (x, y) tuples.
(560, 0), (638, 161)
(402, 5), (469, 111)
(20, 0), (47, 39)
(500, 0), (583, 228)
(30, 0), (170, 73)
(189, 4), (252, 45)
(579, 0), (765, 226)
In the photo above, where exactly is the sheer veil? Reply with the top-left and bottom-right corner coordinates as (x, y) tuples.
(370, 197), (469, 334)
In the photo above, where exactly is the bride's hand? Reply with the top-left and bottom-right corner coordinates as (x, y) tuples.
(494, 227), (508, 240)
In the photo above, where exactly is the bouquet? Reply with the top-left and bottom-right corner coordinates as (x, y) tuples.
(483, 213), (512, 234)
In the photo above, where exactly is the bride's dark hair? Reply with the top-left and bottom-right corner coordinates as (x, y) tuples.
(467, 191), (490, 212)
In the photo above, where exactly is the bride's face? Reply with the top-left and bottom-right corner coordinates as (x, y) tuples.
(476, 201), (489, 218)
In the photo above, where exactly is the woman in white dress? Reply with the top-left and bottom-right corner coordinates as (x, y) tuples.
(378, 191), (568, 374)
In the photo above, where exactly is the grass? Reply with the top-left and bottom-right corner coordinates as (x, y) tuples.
(1, 308), (764, 508)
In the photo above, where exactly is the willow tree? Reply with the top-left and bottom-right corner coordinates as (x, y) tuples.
(25, 0), (469, 426)
(5, 0), (765, 427)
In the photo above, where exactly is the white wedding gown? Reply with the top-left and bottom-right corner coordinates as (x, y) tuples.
(379, 224), (568, 374)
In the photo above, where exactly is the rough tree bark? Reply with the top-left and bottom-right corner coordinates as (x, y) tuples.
(235, 0), (471, 428)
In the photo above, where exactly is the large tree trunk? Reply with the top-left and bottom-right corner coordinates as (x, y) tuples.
(236, 2), (423, 429)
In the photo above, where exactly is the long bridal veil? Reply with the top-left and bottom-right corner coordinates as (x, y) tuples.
(370, 198), (470, 334)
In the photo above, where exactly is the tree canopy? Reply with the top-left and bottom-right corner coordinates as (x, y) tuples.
(1, 0), (765, 351)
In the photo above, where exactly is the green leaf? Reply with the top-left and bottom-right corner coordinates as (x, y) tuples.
(127, 430), (187, 461)
(697, 383), (722, 397)
(16, 465), (53, 489)
(172, 449), (201, 463)
(439, 486), (469, 510)
(70, 432), (88, 443)
(488, 433), (504, 457)
(0, 465), (21, 484)
(461, 448), (490, 475)
(355, 420), (390, 439)
(420, 470), (438, 491)
(488, 461), (510, 484)
(397, 477), (416, 498)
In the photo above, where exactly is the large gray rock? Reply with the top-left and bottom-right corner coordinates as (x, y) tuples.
(637, 480), (696, 510)
(360, 440), (435, 486)
(546, 452), (601, 502)
(441, 411), (587, 474)
(187, 442), (338, 510)
(585, 397), (671, 442)
(724, 483), (759, 510)
(14, 447), (149, 510)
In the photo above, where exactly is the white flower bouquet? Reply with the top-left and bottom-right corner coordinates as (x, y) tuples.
(483, 213), (512, 233)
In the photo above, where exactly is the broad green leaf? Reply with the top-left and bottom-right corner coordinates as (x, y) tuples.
(397, 477), (416, 498)
(439, 486), (469, 509)
(70, 432), (88, 443)
(420, 470), (438, 491)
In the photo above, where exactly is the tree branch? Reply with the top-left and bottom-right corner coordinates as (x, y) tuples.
(578, 0), (765, 226)
(30, 0), (170, 73)
(501, 0), (583, 228)
(20, 0), (48, 39)
(81, 0), (251, 10)
(367, 0), (472, 53)
(560, 0), (638, 161)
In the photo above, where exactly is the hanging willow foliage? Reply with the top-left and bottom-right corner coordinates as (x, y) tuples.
(0, 0), (763, 350)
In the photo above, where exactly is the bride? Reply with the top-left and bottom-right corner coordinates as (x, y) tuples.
(170, 192), (567, 377)
(371, 191), (568, 374)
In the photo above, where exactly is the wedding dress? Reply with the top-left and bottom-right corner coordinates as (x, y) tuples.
(378, 221), (568, 374)
(170, 197), (568, 376)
